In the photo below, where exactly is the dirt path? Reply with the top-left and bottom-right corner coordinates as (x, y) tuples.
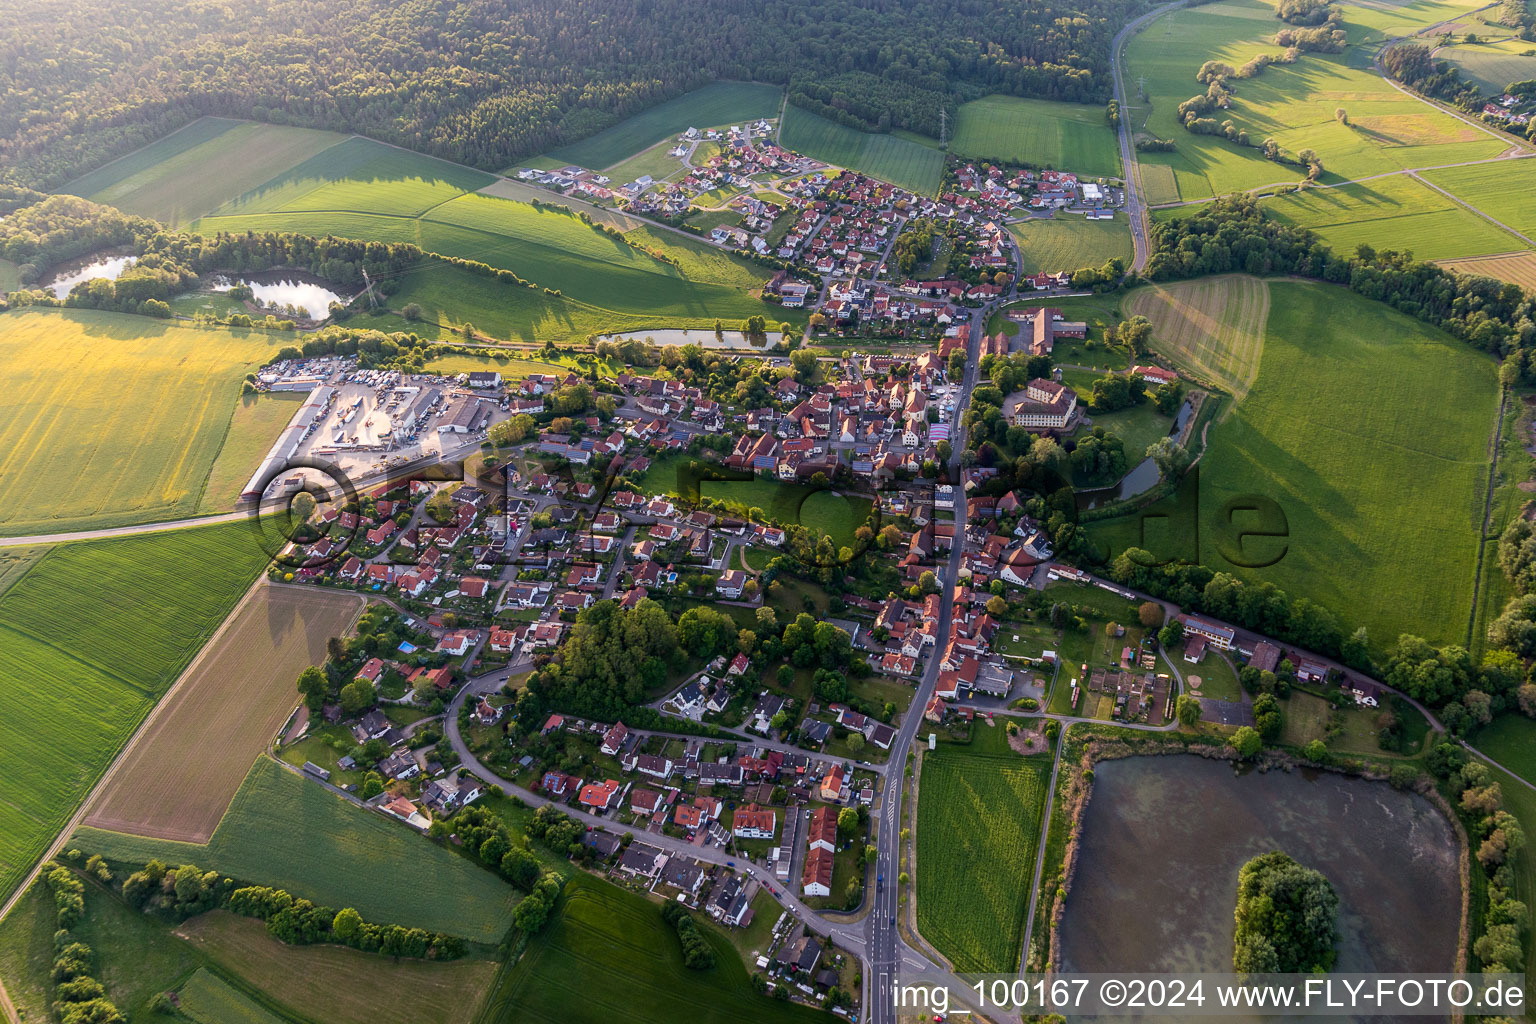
(1466, 386), (1512, 647)
(1412, 171), (1536, 247)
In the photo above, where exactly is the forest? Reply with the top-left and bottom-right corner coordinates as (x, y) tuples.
(0, 0), (1137, 191)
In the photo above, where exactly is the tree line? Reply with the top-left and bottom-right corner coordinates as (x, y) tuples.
(0, 0), (1141, 190)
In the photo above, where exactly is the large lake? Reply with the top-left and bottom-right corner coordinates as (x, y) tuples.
(1059, 756), (1461, 977)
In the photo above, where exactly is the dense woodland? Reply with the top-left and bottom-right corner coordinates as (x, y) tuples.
(0, 0), (1138, 190)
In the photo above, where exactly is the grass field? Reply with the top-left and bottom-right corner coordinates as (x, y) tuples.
(1009, 215), (1134, 274)
(1470, 715), (1536, 787)
(1091, 280), (1498, 651)
(0, 258), (19, 294)
(176, 912), (496, 1024)
(1260, 174), (1527, 260)
(83, 585), (365, 842)
(541, 82), (783, 171)
(0, 873), (497, 1024)
(1423, 160), (1536, 241)
(206, 135), (495, 219)
(485, 873), (828, 1024)
(177, 968), (291, 1024)
(0, 521), (271, 901)
(1124, 0), (1512, 203)
(916, 728), (1050, 972)
(1124, 275), (1270, 398)
(780, 105), (945, 195)
(1439, 250), (1536, 289)
(61, 118), (348, 226)
(198, 392), (305, 513)
(1437, 37), (1536, 94)
(0, 309), (285, 535)
(634, 452), (872, 547)
(74, 756), (517, 942)
(949, 95), (1122, 178)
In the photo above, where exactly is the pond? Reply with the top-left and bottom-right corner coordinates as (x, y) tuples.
(43, 254), (136, 299)
(1073, 398), (1196, 510)
(1058, 756), (1461, 977)
(209, 271), (350, 320)
(598, 327), (791, 350)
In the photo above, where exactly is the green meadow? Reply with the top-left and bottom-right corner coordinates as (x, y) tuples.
(780, 105), (946, 195)
(1438, 37), (1536, 95)
(949, 95), (1123, 178)
(1090, 280), (1498, 650)
(0, 520), (270, 901)
(1423, 159), (1536, 240)
(540, 82), (784, 172)
(483, 874), (830, 1024)
(73, 756), (517, 943)
(1260, 174), (1525, 259)
(1009, 214), (1134, 273)
(1125, 0), (1510, 204)
(61, 117), (347, 226)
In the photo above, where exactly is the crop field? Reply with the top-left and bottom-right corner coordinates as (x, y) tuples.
(83, 585), (365, 842)
(1124, 0), (1512, 203)
(486, 874), (826, 1024)
(1437, 37), (1536, 94)
(176, 912), (496, 1024)
(61, 117), (347, 226)
(205, 135), (495, 219)
(916, 732), (1049, 972)
(0, 546), (47, 596)
(0, 519), (270, 901)
(1439, 250), (1536, 288)
(73, 756), (518, 942)
(541, 82), (783, 171)
(177, 968), (291, 1024)
(0, 309), (284, 535)
(949, 95), (1122, 177)
(1124, 275), (1270, 398)
(1009, 215), (1134, 274)
(1423, 160), (1536, 241)
(198, 393), (306, 513)
(1260, 174), (1526, 260)
(780, 105), (945, 195)
(1091, 280), (1497, 650)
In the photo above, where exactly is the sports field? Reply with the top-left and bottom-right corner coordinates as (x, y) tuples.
(1125, 275), (1270, 398)
(1092, 280), (1498, 650)
(780, 105), (945, 195)
(1260, 174), (1527, 260)
(0, 520), (271, 902)
(1009, 215), (1134, 274)
(949, 95), (1122, 178)
(486, 874), (827, 1024)
(74, 755), (518, 942)
(1439, 250), (1536, 289)
(83, 585), (365, 842)
(1423, 159), (1536, 241)
(916, 729), (1049, 972)
(1124, 0), (1513, 203)
(0, 309), (284, 535)
(1437, 37), (1536, 95)
(61, 117), (347, 226)
(541, 82), (783, 171)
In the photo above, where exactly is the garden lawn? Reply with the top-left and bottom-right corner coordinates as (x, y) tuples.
(72, 756), (517, 943)
(0, 520), (270, 901)
(481, 873), (831, 1024)
(1260, 173), (1526, 261)
(541, 82), (783, 171)
(61, 117), (347, 227)
(916, 729), (1049, 972)
(949, 95), (1122, 178)
(1089, 281), (1498, 651)
(1009, 215), (1134, 274)
(780, 106), (945, 195)
(1124, 0), (1510, 203)
(0, 309), (286, 535)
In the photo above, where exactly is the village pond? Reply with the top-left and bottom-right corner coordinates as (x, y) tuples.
(1058, 756), (1461, 979)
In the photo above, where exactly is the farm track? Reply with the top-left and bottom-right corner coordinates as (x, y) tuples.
(1467, 387), (1511, 648)
(1412, 171), (1536, 247)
